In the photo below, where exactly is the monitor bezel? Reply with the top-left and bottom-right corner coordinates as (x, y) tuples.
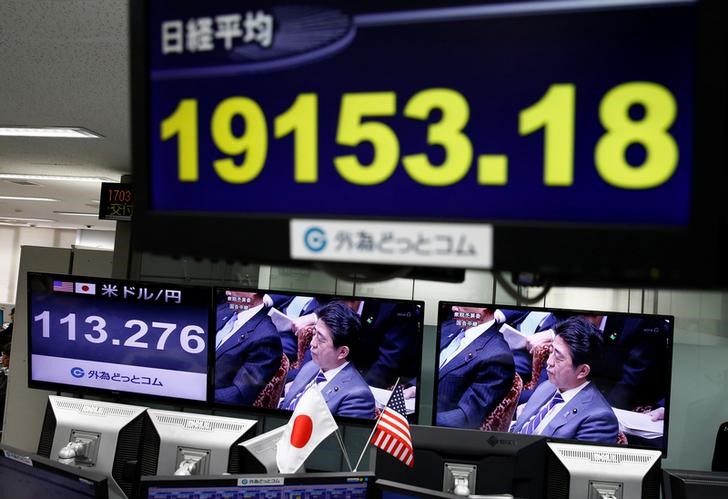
(375, 478), (464, 498)
(662, 468), (728, 499)
(373, 423), (548, 498)
(433, 300), (675, 456)
(26, 271), (214, 408)
(210, 284), (426, 426)
(0, 441), (109, 499)
(138, 471), (376, 498)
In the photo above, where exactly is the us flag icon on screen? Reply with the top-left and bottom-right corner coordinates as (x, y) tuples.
(52, 281), (73, 293)
(74, 282), (96, 295)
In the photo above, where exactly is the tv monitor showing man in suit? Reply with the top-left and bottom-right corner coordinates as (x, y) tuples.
(510, 317), (619, 443)
(279, 301), (376, 419)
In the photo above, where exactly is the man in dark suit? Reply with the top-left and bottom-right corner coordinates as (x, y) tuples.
(583, 314), (669, 410)
(511, 317), (619, 444)
(214, 291), (282, 406)
(435, 306), (515, 429)
(279, 301), (375, 419)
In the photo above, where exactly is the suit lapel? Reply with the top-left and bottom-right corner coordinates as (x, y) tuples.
(216, 308), (266, 356)
(439, 324), (497, 377)
(320, 363), (352, 401)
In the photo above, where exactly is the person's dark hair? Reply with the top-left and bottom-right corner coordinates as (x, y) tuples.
(0, 341), (9, 356)
(554, 317), (603, 373)
(316, 301), (361, 357)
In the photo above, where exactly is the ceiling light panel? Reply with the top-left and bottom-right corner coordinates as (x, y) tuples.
(0, 195), (58, 202)
(0, 173), (113, 182)
(0, 126), (102, 138)
(53, 211), (99, 217)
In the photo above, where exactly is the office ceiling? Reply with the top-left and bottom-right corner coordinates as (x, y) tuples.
(0, 0), (129, 231)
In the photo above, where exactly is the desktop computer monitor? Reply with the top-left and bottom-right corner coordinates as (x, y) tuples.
(36, 395), (148, 499)
(138, 471), (375, 498)
(373, 424), (546, 498)
(139, 408), (258, 477)
(662, 469), (728, 499)
(546, 442), (661, 499)
(0, 442), (108, 499)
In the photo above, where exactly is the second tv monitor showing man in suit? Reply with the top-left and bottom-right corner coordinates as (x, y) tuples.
(433, 302), (673, 453)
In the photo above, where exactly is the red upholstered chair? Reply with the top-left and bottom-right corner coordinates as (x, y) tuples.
(524, 343), (551, 391)
(481, 373), (523, 433)
(253, 353), (290, 409)
(617, 431), (629, 445)
(291, 325), (315, 370)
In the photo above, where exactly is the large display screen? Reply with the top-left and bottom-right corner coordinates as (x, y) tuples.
(144, 0), (692, 226)
(433, 302), (673, 454)
(27, 273), (211, 402)
(212, 288), (424, 423)
(131, 0), (728, 289)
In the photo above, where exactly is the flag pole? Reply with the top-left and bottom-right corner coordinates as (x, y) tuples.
(334, 428), (354, 472)
(353, 377), (401, 472)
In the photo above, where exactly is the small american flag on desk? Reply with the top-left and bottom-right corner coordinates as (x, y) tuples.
(372, 384), (413, 467)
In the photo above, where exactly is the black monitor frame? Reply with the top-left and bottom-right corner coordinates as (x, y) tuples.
(0, 442), (109, 499)
(433, 301), (675, 456)
(138, 471), (376, 498)
(375, 479), (471, 498)
(662, 469), (728, 499)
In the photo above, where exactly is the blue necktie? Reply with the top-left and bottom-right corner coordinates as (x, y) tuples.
(286, 370), (327, 411)
(520, 391), (564, 435)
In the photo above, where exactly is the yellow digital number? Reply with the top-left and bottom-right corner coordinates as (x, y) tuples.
(402, 88), (473, 186)
(275, 93), (318, 183)
(161, 99), (199, 182)
(211, 97), (267, 184)
(334, 92), (398, 185)
(595, 82), (678, 189)
(519, 84), (575, 186)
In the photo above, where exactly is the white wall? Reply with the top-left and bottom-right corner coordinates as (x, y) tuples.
(0, 226), (76, 305)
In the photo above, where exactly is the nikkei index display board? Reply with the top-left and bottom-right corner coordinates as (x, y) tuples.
(133, 1), (721, 285)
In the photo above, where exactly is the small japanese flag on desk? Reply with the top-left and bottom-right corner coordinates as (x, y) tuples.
(276, 385), (338, 473)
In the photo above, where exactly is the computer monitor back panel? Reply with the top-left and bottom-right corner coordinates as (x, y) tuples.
(662, 469), (728, 499)
(0, 442), (108, 499)
(547, 442), (661, 499)
(142, 409), (257, 476)
(374, 425), (546, 498)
